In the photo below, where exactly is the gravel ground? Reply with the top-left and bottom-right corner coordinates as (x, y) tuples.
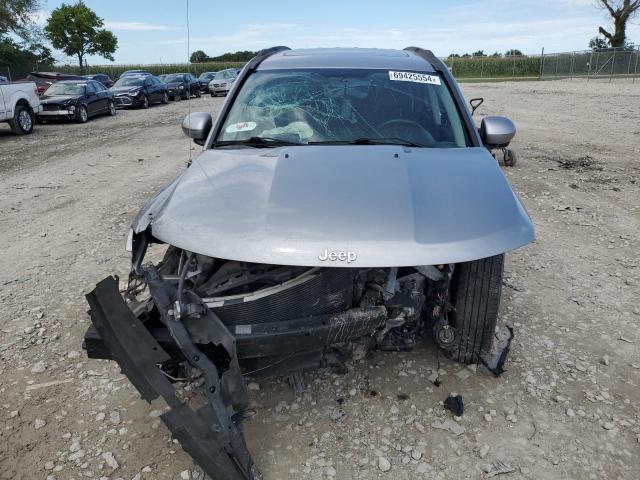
(1, 79), (639, 480)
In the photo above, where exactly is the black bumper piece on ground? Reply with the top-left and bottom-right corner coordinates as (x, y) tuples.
(85, 276), (260, 480)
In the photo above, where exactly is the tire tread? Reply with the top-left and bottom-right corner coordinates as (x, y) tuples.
(448, 254), (504, 363)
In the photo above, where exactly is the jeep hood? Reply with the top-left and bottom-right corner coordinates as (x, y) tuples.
(133, 146), (534, 267)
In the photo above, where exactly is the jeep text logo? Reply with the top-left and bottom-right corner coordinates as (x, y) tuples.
(318, 248), (357, 263)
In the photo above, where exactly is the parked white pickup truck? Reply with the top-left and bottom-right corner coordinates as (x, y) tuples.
(0, 81), (42, 135)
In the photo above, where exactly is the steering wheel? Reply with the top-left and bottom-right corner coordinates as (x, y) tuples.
(378, 119), (435, 146)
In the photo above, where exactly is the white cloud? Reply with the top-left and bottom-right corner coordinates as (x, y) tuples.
(152, 15), (619, 58)
(105, 21), (179, 31)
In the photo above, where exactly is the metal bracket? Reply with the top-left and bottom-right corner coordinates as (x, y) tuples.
(86, 276), (259, 480)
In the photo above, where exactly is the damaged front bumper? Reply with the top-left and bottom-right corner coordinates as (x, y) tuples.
(85, 268), (389, 479)
(86, 274), (260, 480)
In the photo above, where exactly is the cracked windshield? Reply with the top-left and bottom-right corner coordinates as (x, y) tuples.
(216, 69), (469, 148)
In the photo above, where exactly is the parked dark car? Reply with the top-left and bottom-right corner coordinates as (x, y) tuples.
(36, 79), (116, 123)
(157, 74), (169, 82)
(119, 70), (152, 78)
(197, 71), (217, 92)
(23, 72), (85, 95)
(84, 73), (114, 88)
(109, 75), (169, 108)
(164, 73), (201, 100)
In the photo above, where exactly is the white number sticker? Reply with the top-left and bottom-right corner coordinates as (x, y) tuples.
(388, 71), (441, 85)
(225, 121), (257, 133)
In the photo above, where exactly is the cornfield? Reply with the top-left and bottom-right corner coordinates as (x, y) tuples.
(21, 47), (639, 82)
(443, 55), (541, 79)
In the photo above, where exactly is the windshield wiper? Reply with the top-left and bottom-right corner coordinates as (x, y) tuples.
(310, 137), (428, 147)
(215, 136), (303, 148)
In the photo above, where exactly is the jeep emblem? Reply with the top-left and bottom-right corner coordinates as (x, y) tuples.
(318, 248), (357, 263)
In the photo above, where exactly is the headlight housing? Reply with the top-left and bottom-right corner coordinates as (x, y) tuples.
(179, 85), (184, 90)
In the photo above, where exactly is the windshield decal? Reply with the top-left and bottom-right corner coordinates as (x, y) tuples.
(225, 121), (257, 133)
(388, 71), (441, 85)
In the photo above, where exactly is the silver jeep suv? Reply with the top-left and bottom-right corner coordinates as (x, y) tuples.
(85, 47), (534, 480)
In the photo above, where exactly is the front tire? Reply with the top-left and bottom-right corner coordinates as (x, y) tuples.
(161, 92), (169, 104)
(195, 89), (201, 98)
(107, 101), (117, 116)
(141, 95), (149, 109)
(9, 105), (34, 134)
(447, 254), (504, 364)
(76, 105), (88, 123)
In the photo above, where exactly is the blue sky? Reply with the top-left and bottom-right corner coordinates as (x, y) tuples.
(33, 0), (640, 65)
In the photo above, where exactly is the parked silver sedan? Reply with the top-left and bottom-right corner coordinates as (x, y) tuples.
(208, 68), (238, 96)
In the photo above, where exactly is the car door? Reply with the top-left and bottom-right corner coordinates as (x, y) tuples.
(144, 78), (157, 102)
(189, 74), (198, 94)
(84, 82), (99, 116)
(151, 77), (164, 101)
(93, 81), (110, 112)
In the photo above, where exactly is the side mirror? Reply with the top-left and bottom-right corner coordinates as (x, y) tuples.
(480, 116), (516, 148)
(182, 112), (212, 145)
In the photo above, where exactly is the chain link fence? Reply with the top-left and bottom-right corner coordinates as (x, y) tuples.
(539, 46), (640, 81)
(3, 48), (639, 83)
(443, 54), (541, 80)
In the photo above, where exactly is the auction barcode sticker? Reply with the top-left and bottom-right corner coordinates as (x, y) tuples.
(388, 71), (441, 85)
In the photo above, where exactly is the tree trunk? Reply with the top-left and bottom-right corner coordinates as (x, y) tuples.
(612, 16), (627, 47)
(78, 54), (84, 73)
(598, 0), (640, 48)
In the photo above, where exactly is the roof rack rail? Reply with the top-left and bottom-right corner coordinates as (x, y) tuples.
(246, 46), (291, 72)
(403, 47), (447, 74)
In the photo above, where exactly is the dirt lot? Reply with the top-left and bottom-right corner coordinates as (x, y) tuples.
(1, 80), (639, 480)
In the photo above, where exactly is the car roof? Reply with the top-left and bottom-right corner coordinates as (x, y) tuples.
(30, 72), (83, 78)
(58, 79), (87, 83)
(258, 48), (436, 72)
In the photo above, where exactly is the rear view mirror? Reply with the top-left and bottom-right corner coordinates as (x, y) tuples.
(480, 116), (516, 148)
(182, 112), (212, 145)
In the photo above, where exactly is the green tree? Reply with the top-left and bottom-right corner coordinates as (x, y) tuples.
(472, 50), (486, 57)
(0, 37), (54, 67)
(589, 36), (609, 50)
(505, 49), (523, 56)
(44, 1), (117, 71)
(596, 0), (640, 47)
(190, 49), (209, 63)
(209, 50), (257, 62)
(0, 0), (41, 39)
